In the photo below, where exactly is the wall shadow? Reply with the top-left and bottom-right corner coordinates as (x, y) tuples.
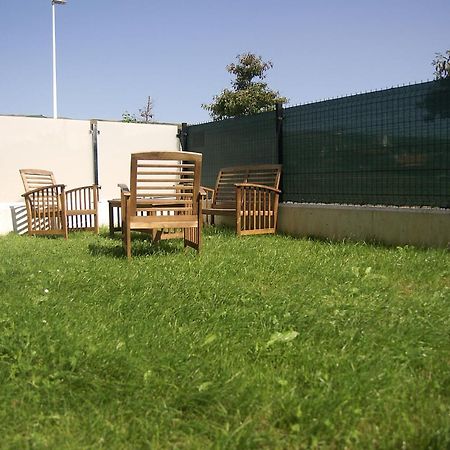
(10, 205), (28, 234)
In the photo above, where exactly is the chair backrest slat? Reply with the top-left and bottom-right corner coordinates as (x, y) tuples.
(20, 169), (57, 192)
(213, 164), (281, 208)
(130, 152), (202, 216)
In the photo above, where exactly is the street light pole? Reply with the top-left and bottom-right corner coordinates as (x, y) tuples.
(52, 0), (66, 119)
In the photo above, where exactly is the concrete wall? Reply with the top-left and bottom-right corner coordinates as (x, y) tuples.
(278, 203), (450, 249)
(0, 115), (180, 234)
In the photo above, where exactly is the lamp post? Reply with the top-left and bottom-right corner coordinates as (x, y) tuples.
(52, 0), (66, 119)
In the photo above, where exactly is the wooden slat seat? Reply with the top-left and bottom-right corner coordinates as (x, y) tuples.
(119, 151), (203, 258)
(202, 164), (282, 236)
(20, 169), (100, 235)
(204, 207), (236, 215)
(21, 183), (68, 238)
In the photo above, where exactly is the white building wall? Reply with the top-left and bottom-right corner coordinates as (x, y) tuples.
(0, 116), (93, 203)
(0, 115), (180, 234)
(96, 121), (180, 201)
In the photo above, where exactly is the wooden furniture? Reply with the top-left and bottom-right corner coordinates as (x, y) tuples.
(202, 164), (282, 236)
(119, 151), (203, 258)
(108, 199), (122, 237)
(21, 180), (68, 239)
(20, 169), (100, 234)
(108, 198), (184, 239)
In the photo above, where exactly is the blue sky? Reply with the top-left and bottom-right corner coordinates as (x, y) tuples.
(1, 0), (449, 124)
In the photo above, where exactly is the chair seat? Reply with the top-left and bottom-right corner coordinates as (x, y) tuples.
(203, 207), (236, 215)
(67, 208), (96, 215)
(129, 214), (199, 229)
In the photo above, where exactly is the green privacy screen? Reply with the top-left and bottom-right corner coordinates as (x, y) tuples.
(187, 81), (449, 207)
(283, 81), (449, 207)
(186, 111), (277, 188)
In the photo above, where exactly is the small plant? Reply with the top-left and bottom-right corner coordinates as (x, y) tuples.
(121, 111), (138, 123)
(122, 96), (154, 123)
(432, 50), (450, 80)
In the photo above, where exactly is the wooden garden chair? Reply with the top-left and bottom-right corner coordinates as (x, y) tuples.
(20, 169), (100, 236)
(202, 164), (282, 235)
(119, 151), (203, 258)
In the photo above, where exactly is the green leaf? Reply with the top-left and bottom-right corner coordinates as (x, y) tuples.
(266, 330), (299, 347)
(201, 334), (217, 346)
(198, 381), (213, 392)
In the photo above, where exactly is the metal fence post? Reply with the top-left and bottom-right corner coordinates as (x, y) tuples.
(90, 120), (99, 185)
(276, 103), (284, 200)
(276, 102), (284, 165)
(177, 122), (188, 151)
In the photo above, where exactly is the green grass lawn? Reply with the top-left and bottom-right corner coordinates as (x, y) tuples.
(0, 228), (449, 449)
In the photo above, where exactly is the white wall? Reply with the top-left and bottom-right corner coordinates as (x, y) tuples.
(0, 116), (93, 203)
(0, 115), (180, 234)
(96, 121), (180, 201)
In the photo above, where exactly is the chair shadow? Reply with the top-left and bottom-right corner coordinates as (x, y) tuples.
(89, 233), (186, 258)
(10, 205), (28, 235)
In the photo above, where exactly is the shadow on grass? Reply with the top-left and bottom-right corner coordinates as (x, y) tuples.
(24, 234), (67, 240)
(88, 233), (187, 258)
(292, 233), (428, 251)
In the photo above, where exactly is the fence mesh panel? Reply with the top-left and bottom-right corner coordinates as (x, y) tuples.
(187, 111), (277, 188)
(187, 81), (450, 207)
(283, 81), (450, 207)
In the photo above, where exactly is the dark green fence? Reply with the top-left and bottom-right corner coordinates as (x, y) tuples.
(187, 80), (450, 208)
(186, 111), (277, 188)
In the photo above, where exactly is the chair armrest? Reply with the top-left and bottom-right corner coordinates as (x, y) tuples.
(65, 184), (100, 212)
(200, 186), (215, 195)
(235, 183), (281, 194)
(66, 184), (100, 195)
(200, 186), (215, 200)
(118, 183), (130, 197)
(22, 184), (66, 198)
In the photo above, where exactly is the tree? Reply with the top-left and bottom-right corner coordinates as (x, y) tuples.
(138, 96), (154, 123)
(202, 53), (287, 121)
(422, 50), (450, 121)
(432, 50), (450, 80)
(121, 111), (138, 123)
(122, 96), (154, 123)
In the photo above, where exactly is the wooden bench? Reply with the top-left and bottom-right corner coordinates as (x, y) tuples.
(202, 164), (282, 236)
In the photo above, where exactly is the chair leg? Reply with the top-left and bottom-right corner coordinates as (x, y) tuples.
(197, 213), (202, 252)
(62, 212), (68, 240)
(123, 224), (131, 259)
(109, 203), (114, 238)
(196, 226), (201, 252)
(93, 187), (99, 234)
(126, 230), (131, 259)
(94, 213), (99, 235)
(236, 188), (242, 236)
